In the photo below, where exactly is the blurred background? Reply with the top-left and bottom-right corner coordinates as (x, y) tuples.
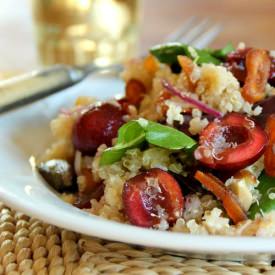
(0, 0), (274, 72)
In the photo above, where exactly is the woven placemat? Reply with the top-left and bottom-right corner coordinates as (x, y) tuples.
(1, 202), (275, 275)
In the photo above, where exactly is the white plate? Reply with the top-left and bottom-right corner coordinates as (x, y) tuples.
(0, 73), (275, 261)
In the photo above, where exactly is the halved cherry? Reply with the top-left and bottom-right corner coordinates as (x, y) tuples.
(264, 114), (275, 177)
(72, 103), (125, 155)
(194, 112), (267, 171)
(123, 168), (184, 228)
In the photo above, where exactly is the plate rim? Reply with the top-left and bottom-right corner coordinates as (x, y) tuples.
(1, 180), (275, 255)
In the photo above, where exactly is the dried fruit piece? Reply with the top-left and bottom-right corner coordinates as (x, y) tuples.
(123, 168), (184, 228)
(264, 114), (275, 177)
(225, 48), (275, 86)
(125, 79), (146, 106)
(242, 49), (271, 103)
(194, 113), (267, 171)
(177, 55), (196, 91)
(144, 54), (158, 74)
(194, 171), (247, 224)
(73, 184), (104, 209)
(81, 168), (99, 193)
(72, 103), (125, 155)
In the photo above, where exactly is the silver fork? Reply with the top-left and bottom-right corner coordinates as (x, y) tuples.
(0, 17), (221, 114)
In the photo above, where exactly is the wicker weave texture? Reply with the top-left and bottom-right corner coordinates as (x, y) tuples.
(1, 203), (275, 275)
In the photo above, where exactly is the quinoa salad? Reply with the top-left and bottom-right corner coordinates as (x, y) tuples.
(37, 42), (275, 237)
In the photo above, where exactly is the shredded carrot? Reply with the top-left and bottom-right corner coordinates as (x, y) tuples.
(194, 171), (247, 224)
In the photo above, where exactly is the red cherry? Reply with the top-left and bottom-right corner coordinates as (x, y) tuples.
(72, 103), (124, 155)
(194, 113), (267, 171)
(123, 168), (184, 228)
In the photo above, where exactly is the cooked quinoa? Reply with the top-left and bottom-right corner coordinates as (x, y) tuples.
(39, 43), (275, 237)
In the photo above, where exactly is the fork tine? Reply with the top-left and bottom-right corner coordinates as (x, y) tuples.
(191, 23), (222, 48)
(176, 18), (211, 44)
(164, 16), (198, 42)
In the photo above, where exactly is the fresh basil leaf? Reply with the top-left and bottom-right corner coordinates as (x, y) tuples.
(100, 120), (146, 166)
(116, 120), (145, 146)
(145, 121), (196, 150)
(100, 147), (126, 166)
(150, 43), (189, 64)
(212, 43), (234, 59)
(248, 172), (275, 219)
(100, 119), (197, 166)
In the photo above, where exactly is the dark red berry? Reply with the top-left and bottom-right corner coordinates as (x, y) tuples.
(194, 112), (267, 171)
(123, 168), (184, 228)
(73, 103), (124, 155)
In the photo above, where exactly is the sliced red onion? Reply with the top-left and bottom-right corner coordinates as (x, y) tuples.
(162, 80), (223, 118)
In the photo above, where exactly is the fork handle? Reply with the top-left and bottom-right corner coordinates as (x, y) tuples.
(0, 65), (86, 114)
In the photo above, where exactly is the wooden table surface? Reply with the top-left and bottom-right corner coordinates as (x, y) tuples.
(141, 0), (275, 51)
(0, 0), (274, 71)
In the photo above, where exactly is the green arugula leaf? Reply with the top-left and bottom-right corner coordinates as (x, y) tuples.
(100, 119), (197, 166)
(248, 172), (275, 219)
(144, 121), (196, 150)
(212, 43), (234, 59)
(195, 49), (221, 65)
(150, 42), (234, 67)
